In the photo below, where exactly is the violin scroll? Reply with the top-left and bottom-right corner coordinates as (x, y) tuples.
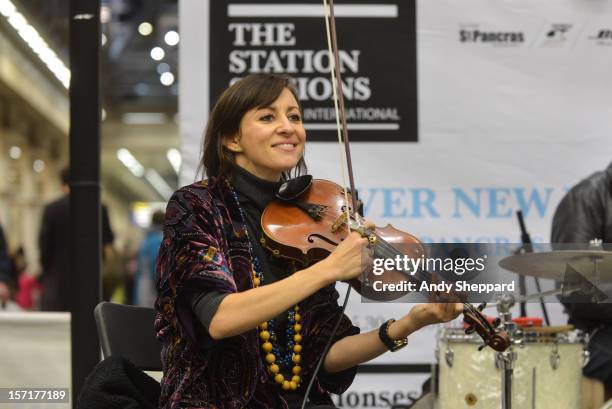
(463, 303), (510, 352)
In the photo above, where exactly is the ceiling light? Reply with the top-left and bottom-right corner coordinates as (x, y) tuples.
(0, 0), (17, 16)
(145, 169), (174, 200)
(138, 22), (153, 36)
(0, 0), (70, 88)
(101, 33), (107, 46)
(9, 145), (21, 159)
(100, 5), (111, 24)
(156, 62), (170, 74)
(33, 159), (45, 173)
(150, 46), (164, 61)
(117, 148), (144, 177)
(164, 30), (179, 46)
(160, 72), (174, 86)
(121, 112), (166, 125)
(166, 148), (181, 174)
(101, 108), (107, 121)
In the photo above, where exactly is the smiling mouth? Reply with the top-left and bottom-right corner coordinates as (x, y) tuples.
(272, 143), (297, 150)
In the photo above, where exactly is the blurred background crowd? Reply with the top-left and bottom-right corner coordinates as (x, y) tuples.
(0, 0), (180, 312)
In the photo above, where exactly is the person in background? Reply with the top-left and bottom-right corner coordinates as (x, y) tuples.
(0, 223), (13, 307)
(38, 168), (115, 311)
(133, 210), (164, 307)
(551, 160), (612, 402)
(11, 247), (41, 310)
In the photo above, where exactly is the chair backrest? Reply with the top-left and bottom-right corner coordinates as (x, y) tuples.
(94, 302), (161, 371)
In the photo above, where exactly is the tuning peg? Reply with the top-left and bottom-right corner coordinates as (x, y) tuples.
(465, 326), (476, 335)
(492, 318), (501, 327)
(477, 303), (486, 311)
(478, 343), (487, 351)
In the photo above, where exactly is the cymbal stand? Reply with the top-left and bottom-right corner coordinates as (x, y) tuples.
(589, 239), (603, 294)
(496, 294), (519, 409)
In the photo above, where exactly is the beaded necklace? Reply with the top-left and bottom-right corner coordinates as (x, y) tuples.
(229, 182), (303, 391)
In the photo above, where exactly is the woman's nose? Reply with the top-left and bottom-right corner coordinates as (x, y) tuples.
(276, 117), (294, 134)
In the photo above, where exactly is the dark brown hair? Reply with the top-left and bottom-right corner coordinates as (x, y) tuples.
(198, 74), (307, 180)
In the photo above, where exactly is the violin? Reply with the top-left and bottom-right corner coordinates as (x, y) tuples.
(261, 176), (510, 352)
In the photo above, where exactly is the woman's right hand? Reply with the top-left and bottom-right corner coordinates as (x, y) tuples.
(322, 231), (371, 283)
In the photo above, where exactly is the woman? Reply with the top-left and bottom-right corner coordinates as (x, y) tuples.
(155, 73), (462, 409)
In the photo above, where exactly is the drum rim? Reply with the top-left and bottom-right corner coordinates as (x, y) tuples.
(439, 327), (584, 344)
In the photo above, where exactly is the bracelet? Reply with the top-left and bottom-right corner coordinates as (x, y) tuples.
(378, 319), (408, 352)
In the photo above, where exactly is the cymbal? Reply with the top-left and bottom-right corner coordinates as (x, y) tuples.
(498, 250), (612, 282)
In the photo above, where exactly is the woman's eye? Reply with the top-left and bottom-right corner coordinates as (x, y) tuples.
(260, 114), (274, 122)
(289, 114), (302, 122)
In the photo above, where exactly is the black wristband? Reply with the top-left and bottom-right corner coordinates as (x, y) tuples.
(378, 319), (408, 352)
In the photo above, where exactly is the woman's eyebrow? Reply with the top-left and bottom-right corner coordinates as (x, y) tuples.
(258, 105), (300, 112)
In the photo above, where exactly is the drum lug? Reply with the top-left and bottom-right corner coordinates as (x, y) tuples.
(550, 344), (560, 370)
(583, 348), (590, 367)
(445, 348), (454, 367)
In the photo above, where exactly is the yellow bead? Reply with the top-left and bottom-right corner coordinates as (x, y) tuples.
(292, 354), (301, 364)
(259, 331), (270, 341)
(293, 324), (302, 332)
(289, 381), (297, 390)
(262, 342), (273, 353)
(269, 364), (280, 374)
(292, 375), (301, 384)
(294, 313), (301, 322)
(265, 353), (276, 364)
(274, 374), (284, 384)
(293, 334), (302, 343)
(259, 322), (268, 330)
(282, 381), (291, 390)
(293, 344), (302, 353)
(292, 365), (301, 375)
(294, 305), (299, 311)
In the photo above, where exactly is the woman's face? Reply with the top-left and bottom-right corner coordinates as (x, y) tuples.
(224, 87), (306, 181)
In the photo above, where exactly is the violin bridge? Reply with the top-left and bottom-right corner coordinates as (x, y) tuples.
(331, 213), (349, 233)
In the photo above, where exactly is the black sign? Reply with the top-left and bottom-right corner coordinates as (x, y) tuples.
(210, 0), (417, 142)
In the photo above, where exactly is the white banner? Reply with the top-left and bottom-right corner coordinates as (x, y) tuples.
(180, 0), (612, 406)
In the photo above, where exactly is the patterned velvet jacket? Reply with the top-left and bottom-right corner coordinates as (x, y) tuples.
(155, 177), (359, 409)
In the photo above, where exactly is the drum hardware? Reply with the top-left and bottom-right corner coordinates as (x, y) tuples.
(515, 210), (550, 326)
(550, 342), (560, 370)
(589, 239), (604, 288)
(531, 368), (536, 409)
(495, 348), (518, 370)
(445, 348), (454, 367)
(499, 249), (612, 285)
(583, 331), (591, 367)
(496, 294), (518, 409)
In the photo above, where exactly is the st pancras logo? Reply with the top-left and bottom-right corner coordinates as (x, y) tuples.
(459, 24), (525, 46)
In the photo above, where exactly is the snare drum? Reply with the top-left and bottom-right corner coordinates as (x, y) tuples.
(436, 327), (585, 409)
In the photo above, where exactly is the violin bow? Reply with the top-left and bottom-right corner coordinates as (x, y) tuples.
(299, 2), (366, 407)
(301, 4), (509, 404)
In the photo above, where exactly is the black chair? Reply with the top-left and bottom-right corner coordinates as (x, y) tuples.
(94, 301), (162, 371)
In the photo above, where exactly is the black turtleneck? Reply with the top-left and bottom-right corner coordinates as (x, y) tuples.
(186, 166), (293, 332)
